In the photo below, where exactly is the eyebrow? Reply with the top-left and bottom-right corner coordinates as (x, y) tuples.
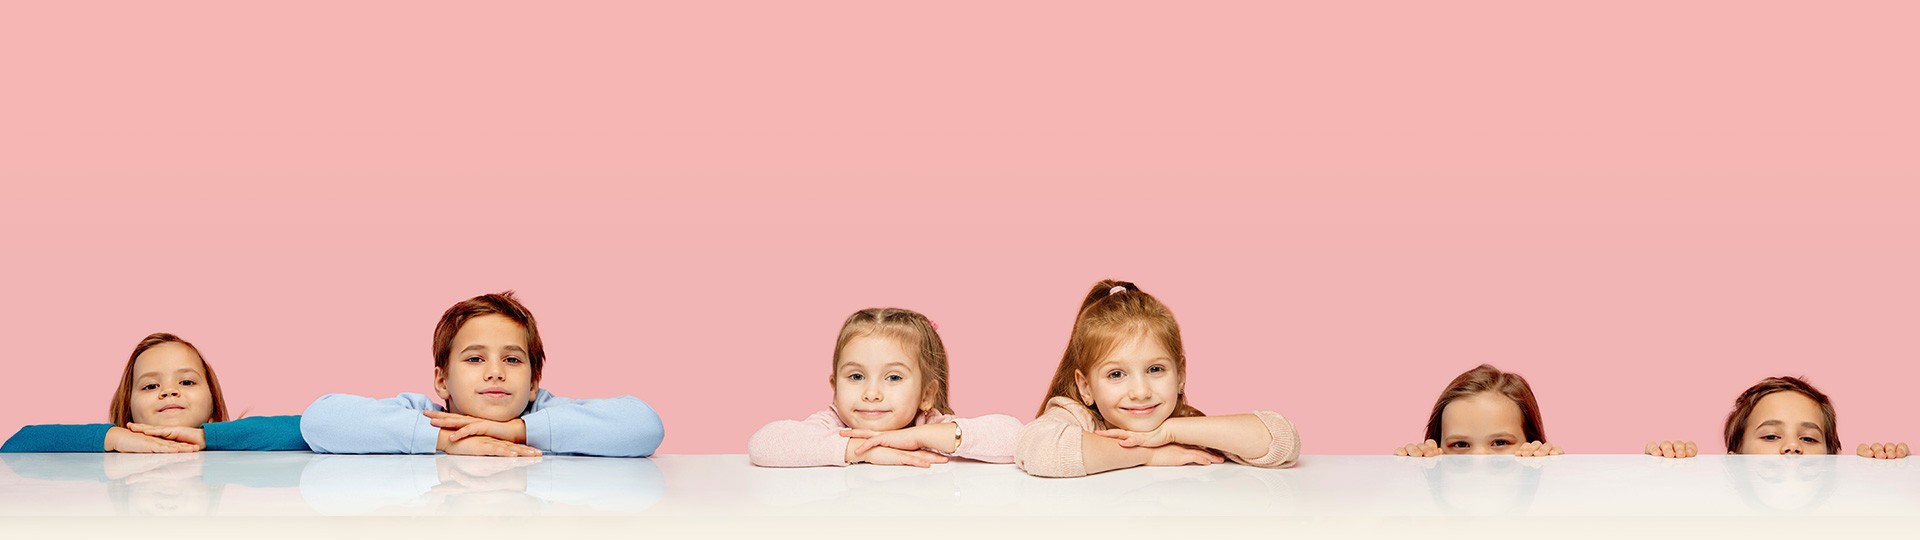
(838, 361), (913, 372)
(135, 368), (203, 379)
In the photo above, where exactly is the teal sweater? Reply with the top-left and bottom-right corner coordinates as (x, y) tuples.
(0, 415), (308, 452)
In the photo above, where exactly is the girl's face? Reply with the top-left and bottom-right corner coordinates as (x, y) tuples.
(832, 335), (932, 431)
(1074, 333), (1182, 432)
(1738, 391), (1829, 455)
(1439, 392), (1528, 455)
(435, 314), (539, 422)
(127, 343), (215, 428)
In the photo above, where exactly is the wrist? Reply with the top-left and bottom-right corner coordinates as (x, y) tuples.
(509, 418), (528, 443)
(436, 427), (452, 452)
(845, 438), (865, 464)
(1160, 417), (1187, 445)
(104, 426), (129, 452)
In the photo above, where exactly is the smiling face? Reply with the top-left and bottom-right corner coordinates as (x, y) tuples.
(1074, 333), (1183, 432)
(1439, 392), (1529, 455)
(1736, 391), (1830, 455)
(434, 314), (539, 422)
(126, 342), (216, 428)
(831, 335), (932, 431)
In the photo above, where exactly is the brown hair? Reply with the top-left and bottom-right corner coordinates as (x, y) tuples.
(1038, 279), (1204, 421)
(831, 308), (953, 416)
(109, 333), (229, 426)
(1423, 364), (1546, 444)
(432, 291), (546, 382)
(1723, 376), (1839, 454)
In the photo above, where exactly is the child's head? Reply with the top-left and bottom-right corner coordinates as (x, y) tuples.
(110, 333), (228, 428)
(1723, 376), (1838, 455)
(1423, 364), (1546, 455)
(1041, 280), (1203, 432)
(432, 291), (546, 422)
(829, 308), (952, 431)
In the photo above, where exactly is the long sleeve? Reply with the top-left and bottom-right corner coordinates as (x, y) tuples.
(1014, 397), (1097, 478)
(204, 415), (310, 451)
(1223, 410), (1300, 469)
(950, 414), (1022, 464)
(521, 390), (665, 457)
(300, 393), (442, 454)
(747, 410), (852, 467)
(0, 424), (112, 453)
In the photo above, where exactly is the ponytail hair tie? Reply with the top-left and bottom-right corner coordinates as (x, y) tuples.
(1109, 286), (1127, 295)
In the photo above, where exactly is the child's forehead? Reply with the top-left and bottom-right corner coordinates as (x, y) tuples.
(451, 313), (529, 342)
(837, 334), (917, 369)
(133, 343), (204, 372)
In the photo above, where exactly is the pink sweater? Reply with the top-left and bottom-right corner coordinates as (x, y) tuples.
(748, 407), (1023, 467)
(1015, 396), (1301, 478)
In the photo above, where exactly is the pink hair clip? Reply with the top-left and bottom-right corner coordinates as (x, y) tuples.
(929, 320), (939, 330)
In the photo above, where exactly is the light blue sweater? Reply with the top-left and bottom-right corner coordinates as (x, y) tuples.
(299, 390), (664, 457)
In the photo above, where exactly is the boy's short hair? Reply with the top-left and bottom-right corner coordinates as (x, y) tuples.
(1723, 376), (1839, 454)
(432, 291), (546, 381)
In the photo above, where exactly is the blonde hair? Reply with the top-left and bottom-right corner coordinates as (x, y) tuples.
(831, 308), (953, 416)
(109, 333), (229, 427)
(1038, 279), (1204, 421)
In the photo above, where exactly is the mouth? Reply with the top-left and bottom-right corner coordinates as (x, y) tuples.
(1117, 404), (1160, 416)
(852, 409), (892, 418)
(477, 387), (512, 399)
(155, 404), (186, 413)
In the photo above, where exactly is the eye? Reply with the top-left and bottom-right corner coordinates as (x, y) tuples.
(465, 356), (483, 363)
(1448, 441), (1470, 449)
(505, 356), (524, 364)
(1801, 436), (1820, 444)
(180, 380), (196, 386)
(885, 374), (904, 382)
(847, 373), (864, 382)
(141, 384), (159, 391)
(1491, 439), (1513, 447)
(1760, 434), (1780, 441)
(1106, 370), (1123, 379)
(1147, 365), (1166, 374)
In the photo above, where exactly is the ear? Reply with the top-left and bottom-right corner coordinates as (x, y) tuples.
(919, 385), (936, 413)
(1073, 370), (1093, 406)
(433, 366), (451, 405)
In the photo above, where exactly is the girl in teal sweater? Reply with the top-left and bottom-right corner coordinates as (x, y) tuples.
(1, 333), (304, 453)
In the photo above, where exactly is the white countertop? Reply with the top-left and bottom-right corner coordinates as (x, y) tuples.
(2, 453), (1915, 536)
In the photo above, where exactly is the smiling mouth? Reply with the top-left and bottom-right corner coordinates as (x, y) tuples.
(853, 409), (891, 417)
(477, 387), (512, 399)
(1118, 404), (1160, 415)
(155, 404), (186, 413)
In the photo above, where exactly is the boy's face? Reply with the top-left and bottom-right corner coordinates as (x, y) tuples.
(1439, 392), (1529, 455)
(128, 343), (216, 428)
(1074, 333), (1182, 433)
(1737, 391), (1829, 455)
(435, 314), (538, 422)
(832, 335), (932, 431)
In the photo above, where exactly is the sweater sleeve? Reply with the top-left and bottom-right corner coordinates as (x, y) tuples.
(747, 410), (852, 467)
(1014, 398), (1095, 478)
(204, 415), (310, 451)
(1223, 410), (1301, 469)
(950, 414), (1021, 464)
(520, 391), (665, 457)
(0, 424), (112, 453)
(300, 393), (442, 454)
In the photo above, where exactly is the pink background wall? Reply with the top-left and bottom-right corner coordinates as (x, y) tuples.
(4, 2), (1916, 455)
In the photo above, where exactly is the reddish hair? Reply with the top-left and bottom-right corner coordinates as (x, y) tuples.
(1423, 364), (1546, 444)
(1038, 279), (1204, 421)
(432, 291), (546, 382)
(1723, 376), (1839, 454)
(109, 333), (229, 426)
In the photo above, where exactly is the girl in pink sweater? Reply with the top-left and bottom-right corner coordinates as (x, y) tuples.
(1015, 280), (1301, 477)
(748, 308), (1022, 467)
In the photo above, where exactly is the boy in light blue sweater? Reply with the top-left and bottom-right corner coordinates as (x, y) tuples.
(301, 291), (664, 457)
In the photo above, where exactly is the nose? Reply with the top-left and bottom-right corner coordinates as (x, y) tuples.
(1126, 377), (1152, 400)
(485, 359), (506, 381)
(861, 382), (882, 402)
(1781, 446), (1803, 455)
